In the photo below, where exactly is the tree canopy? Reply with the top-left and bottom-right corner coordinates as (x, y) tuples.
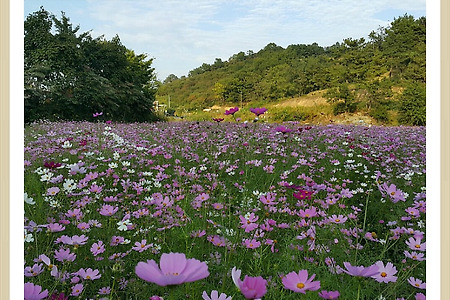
(24, 7), (160, 123)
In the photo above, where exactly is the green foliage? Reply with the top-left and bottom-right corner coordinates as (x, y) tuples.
(269, 107), (310, 122)
(369, 105), (390, 122)
(157, 14), (425, 125)
(24, 7), (160, 123)
(326, 84), (358, 115)
(398, 83), (426, 126)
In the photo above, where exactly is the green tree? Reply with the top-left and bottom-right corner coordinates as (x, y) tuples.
(398, 83), (426, 126)
(24, 7), (159, 123)
(326, 84), (357, 115)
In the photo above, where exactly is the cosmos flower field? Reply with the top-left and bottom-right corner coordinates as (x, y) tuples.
(24, 120), (426, 299)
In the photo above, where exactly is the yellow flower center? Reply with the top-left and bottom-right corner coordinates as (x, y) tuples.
(415, 244), (421, 248)
(335, 219), (340, 222)
(297, 282), (305, 289)
(381, 272), (387, 277)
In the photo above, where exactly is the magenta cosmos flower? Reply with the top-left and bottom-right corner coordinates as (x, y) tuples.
(274, 125), (293, 134)
(135, 252), (209, 286)
(24, 282), (48, 300)
(282, 270), (320, 294)
(232, 267), (267, 299)
(341, 262), (379, 277)
(225, 107), (239, 115)
(202, 290), (232, 300)
(250, 107), (267, 116)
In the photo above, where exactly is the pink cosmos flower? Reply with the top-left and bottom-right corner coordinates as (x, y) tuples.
(231, 267), (267, 299)
(37, 254), (58, 277)
(54, 248), (77, 262)
(415, 293), (426, 300)
(407, 277), (426, 289)
(212, 118), (224, 123)
(190, 230), (206, 238)
(135, 252), (209, 286)
(318, 290), (340, 299)
(380, 183), (406, 203)
(370, 261), (398, 283)
(99, 204), (119, 216)
(47, 186), (60, 196)
(90, 240), (106, 256)
(24, 282), (48, 300)
(341, 262), (379, 277)
(74, 268), (101, 280)
(65, 208), (83, 219)
(132, 239), (153, 252)
(240, 213), (259, 232)
(71, 283), (84, 296)
(47, 223), (65, 233)
(328, 214), (348, 224)
(243, 238), (261, 249)
(404, 250), (426, 261)
(406, 237), (426, 251)
(98, 286), (111, 295)
(202, 290), (232, 300)
(298, 207), (318, 218)
(282, 269), (321, 293)
(24, 263), (44, 277)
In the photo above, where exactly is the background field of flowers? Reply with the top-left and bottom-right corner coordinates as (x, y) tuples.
(24, 120), (426, 299)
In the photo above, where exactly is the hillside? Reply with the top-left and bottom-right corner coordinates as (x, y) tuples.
(157, 14), (426, 125)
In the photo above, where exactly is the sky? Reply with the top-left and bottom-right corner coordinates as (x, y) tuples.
(24, 0), (426, 81)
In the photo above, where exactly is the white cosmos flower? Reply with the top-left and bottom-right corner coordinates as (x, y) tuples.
(117, 220), (132, 231)
(61, 141), (72, 148)
(24, 192), (35, 205)
(63, 179), (76, 192)
(24, 229), (34, 243)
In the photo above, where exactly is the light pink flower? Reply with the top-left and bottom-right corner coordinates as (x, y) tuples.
(24, 282), (48, 300)
(408, 277), (426, 289)
(406, 237), (426, 251)
(341, 262), (379, 277)
(71, 283), (84, 296)
(282, 269), (321, 293)
(370, 261), (398, 283)
(135, 252), (209, 286)
(99, 204), (119, 216)
(74, 268), (101, 280)
(243, 239), (261, 249)
(202, 290), (232, 300)
(231, 267), (267, 299)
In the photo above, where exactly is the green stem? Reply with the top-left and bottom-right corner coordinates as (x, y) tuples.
(357, 281), (361, 300)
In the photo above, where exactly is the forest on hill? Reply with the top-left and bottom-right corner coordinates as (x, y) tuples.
(157, 14), (426, 125)
(24, 7), (425, 126)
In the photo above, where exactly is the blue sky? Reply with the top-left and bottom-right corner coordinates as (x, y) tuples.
(24, 0), (426, 81)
